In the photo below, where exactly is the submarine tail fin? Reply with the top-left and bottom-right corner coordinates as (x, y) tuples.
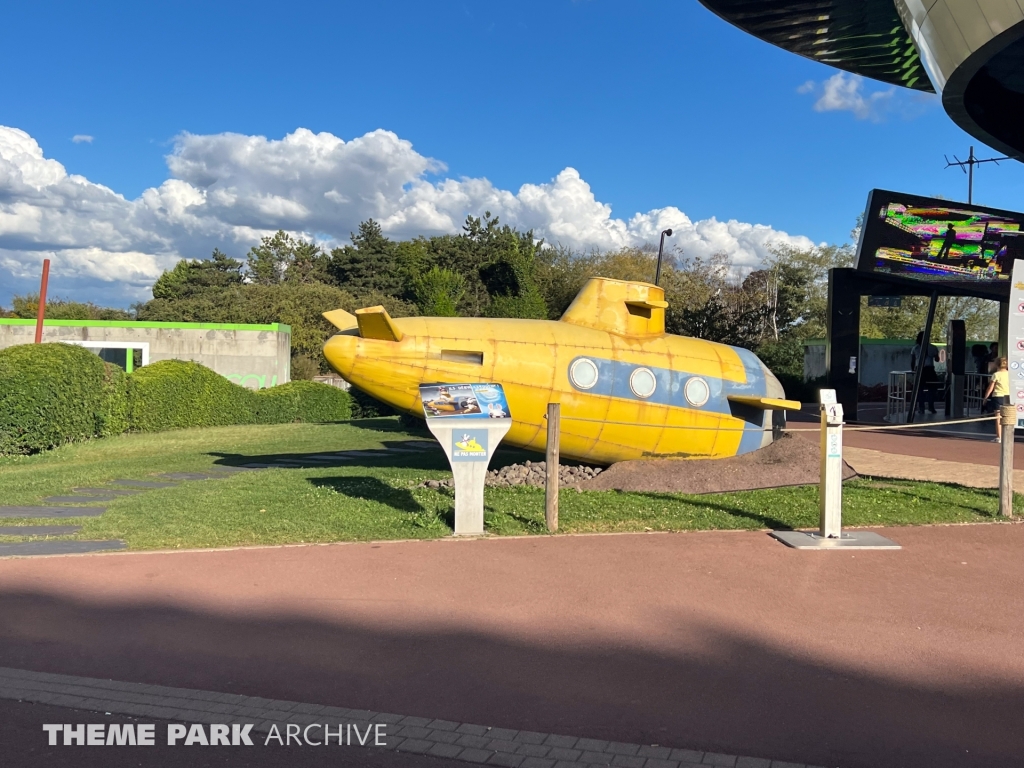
(323, 309), (358, 331)
(727, 395), (801, 411)
(355, 306), (404, 342)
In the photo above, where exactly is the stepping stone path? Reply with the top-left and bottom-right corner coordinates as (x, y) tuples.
(110, 479), (179, 488)
(0, 445), (435, 558)
(0, 525), (82, 536)
(73, 488), (143, 496)
(43, 495), (116, 504)
(158, 472), (229, 481)
(0, 506), (107, 519)
(0, 540), (126, 557)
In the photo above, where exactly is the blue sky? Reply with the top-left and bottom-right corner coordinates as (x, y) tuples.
(2, 0), (1023, 306)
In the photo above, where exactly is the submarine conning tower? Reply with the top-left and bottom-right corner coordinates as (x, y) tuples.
(559, 278), (669, 336)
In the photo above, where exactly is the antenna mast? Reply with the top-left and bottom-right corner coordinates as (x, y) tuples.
(944, 145), (1009, 204)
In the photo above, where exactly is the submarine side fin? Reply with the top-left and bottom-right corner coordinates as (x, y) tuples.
(727, 395), (801, 411)
(323, 309), (358, 331)
(354, 306), (404, 342)
(560, 277), (666, 336)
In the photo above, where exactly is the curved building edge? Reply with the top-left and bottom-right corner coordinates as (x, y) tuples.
(699, 0), (1024, 159)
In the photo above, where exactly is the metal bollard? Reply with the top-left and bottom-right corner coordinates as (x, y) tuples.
(819, 399), (844, 538)
(999, 405), (1015, 518)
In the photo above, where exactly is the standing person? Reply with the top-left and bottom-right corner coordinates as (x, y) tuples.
(935, 223), (957, 260)
(983, 357), (1011, 442)
(911, 331), (939, 415)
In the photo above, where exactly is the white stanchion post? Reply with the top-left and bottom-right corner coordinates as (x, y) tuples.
(771, 390), (899, 549)
(819, 390), (844, 539)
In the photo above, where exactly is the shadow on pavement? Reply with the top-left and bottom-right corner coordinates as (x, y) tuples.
(0, 589), (1020, 768)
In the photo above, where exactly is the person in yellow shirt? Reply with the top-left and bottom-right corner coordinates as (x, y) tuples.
(984, 357), (1011, 442)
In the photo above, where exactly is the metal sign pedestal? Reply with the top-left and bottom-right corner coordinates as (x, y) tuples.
(419, 383), (513, 537)
(425, 419), (511, 536)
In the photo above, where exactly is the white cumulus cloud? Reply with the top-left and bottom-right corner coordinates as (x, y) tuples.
(71, 134), (94, 144)
(0, 124), (817, 304)
(798, 72), (936, 123)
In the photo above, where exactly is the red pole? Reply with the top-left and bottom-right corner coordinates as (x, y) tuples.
(34, 258), (50, 343)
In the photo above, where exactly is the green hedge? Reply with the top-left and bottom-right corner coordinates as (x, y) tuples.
(127, 360), (256, 432)
(127, 360), (352, 432)
(0, 343), (128, 454)
(255, 380), (352, 423)
(0, 349), (352, 454)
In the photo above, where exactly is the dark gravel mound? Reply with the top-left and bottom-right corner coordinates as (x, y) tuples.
(578, 434), (856, 494)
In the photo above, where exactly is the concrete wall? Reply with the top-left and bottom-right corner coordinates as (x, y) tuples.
(0, 320), (291, 390)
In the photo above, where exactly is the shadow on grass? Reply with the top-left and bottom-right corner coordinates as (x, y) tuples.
(848, 478), (1002, 518)
(613, 490), (797, 531)
(310, 476), (426, 514)
(208, 449), (450, 472)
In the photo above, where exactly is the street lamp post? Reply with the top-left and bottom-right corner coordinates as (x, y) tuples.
(654, 228), (673, 286)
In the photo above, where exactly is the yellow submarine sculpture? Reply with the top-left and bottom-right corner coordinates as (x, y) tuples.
(322, 277), (800, 465)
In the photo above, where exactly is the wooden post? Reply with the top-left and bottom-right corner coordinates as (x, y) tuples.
(545, 402), (560, 532)
(999, 404), (1015, 518)
(34, 258), (50, 344)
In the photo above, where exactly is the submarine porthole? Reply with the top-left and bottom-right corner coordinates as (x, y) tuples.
(569, 357), (599, 390)
(629, 367), (657, 398)
(684, 376), (710, 407)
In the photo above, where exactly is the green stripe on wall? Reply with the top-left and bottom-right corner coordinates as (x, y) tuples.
(0, 319), (291, 333)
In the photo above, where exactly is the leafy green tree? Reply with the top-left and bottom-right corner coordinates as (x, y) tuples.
(152, 249), (243, 300)
(479, 228), (547, 319)
(246, 231), (328, 285)
(414, 213), (501, 316)
(328, 220), (410, 296)
(11, 294), (132, 320)
(412, 266), (466, 316)
(671, 293), (741, 344)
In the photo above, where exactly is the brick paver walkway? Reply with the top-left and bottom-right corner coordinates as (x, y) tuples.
(0, 667), (811, 768)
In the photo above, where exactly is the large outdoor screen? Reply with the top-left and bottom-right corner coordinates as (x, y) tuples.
(855, 189), (1024, 284)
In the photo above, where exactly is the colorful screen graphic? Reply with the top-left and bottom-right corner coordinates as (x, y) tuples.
(856, 190), (1024, 284)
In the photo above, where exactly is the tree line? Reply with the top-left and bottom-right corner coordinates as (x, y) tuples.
(2, 214), (998, 391)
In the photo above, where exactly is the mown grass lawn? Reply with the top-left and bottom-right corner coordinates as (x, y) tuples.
(0, 418), (1018, 550)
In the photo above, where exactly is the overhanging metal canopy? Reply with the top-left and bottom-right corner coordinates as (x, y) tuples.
(698, 0), (933, 92)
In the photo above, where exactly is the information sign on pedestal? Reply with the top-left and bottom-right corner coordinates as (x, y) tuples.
(419, 383), (512, 536)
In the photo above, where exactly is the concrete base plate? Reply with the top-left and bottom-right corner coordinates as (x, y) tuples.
(770, 530), (902, 550)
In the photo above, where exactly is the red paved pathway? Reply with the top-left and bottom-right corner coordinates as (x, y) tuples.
(2, 528), (1023, 768)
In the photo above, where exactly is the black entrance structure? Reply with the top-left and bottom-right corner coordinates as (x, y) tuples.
(825, 268), (1007, 421)
(827, 189), (1023, 421)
